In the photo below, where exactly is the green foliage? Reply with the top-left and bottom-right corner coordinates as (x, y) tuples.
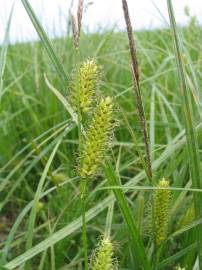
(167, 0), (202, 266)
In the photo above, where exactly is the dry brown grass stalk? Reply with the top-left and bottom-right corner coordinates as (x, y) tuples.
(71, 14), (79, 49)
(71, 0), (84, 49)
(77, 0), (84, 41)
(122, 0), (152, 180)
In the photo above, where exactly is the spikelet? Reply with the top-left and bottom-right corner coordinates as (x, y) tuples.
(69, 59), (99, 113)
(152, 178), (171, 246)
(80, 97), (113, 178)
(90, 238), (115, 270)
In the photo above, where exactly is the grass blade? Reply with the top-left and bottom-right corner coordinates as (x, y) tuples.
(20, 0), (68, 88)
(0, 4), (14, 102)
(44, 74), (78, 124)
(4, 124), (202, 269)
(25, 138), (63, 251)
(4, 196), (114, 269)
(104, 201), (114, 238)
(3, 176), (78, 261)
(158, 243), (197, 269)
(167, 0), (202, 267)
(104, 161), (151, 270)
(0, 123), (73, 207)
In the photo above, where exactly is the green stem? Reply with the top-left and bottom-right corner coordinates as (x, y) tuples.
(153, 246), (161, 270)
(80, 178), (88, 270)
(74, 48), (88, 270)
(77, 93), (88, 270)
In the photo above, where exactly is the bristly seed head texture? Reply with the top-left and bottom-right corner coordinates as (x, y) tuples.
(80, 97), (113, 178)
(152, 178), (171, 246)
(69, 59), (99, 113)
(91, 237), (115, 270)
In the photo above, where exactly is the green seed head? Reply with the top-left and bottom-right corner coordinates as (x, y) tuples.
(80, 97), (114, 178)
(152, 178), (171, 246)
(91, 238), (114, 270)
(69, 59), (99, 113)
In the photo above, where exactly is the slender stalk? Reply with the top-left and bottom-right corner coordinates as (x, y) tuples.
(153, 248), (161, 270)
(167, 0), (202, 268)
(78, 104), (88, 270)
(121, 0), (152, 182)
(76, 60), (89, 270)
(77, 0), (84, 43)
(72, 3), (88, 267)
(80, 178), (88, 270)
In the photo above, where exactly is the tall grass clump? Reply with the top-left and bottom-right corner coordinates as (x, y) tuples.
(167, 0), (202, 267)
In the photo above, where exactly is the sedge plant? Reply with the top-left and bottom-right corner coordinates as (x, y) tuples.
(69, 52), (115, 269)
(1, 0), (202, 269)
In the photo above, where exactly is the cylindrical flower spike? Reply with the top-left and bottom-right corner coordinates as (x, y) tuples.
(80, 97), (114, 178)
(69, 59), (99, 113)
(152, 178), (171, 246)
(91, 237), (115, 270)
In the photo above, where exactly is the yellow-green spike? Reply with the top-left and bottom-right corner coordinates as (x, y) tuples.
(91, 238), (115, 270)
(69, 59), (99, 113)
(152, 178), (171, 246)
(80, 97), (114, 178)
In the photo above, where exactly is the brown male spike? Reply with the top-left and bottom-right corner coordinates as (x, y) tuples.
(122, 0), (152, 181)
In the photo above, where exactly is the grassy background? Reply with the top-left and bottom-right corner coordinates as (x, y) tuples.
(0, 6), (202, 269)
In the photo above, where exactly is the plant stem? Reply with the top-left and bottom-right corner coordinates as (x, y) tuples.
(74, 47), (88, 270)
(153, 246), (161, 270)
(121, 0), (152, 182)
(77, 89), (88, 270)
(80, 178), (88, 270)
